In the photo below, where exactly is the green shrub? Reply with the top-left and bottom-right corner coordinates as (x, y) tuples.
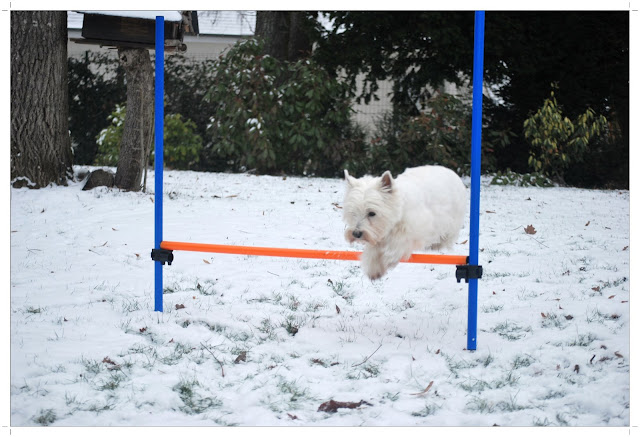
(94, 105), (202, 170)
(489, 169), (555, 187)
(68, 52), (126, 165)
(95, 104), (126, 166)
(365, 93), (498, 176)
(203, 38), (365, 176)
(524, 88), (607, 181)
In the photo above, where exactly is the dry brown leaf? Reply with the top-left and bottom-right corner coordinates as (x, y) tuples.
(608, 295), (615, 299)
(175, 304), (185, 310)
(336, 305), (341, 314)
(615, 352), (623, 359)
(318, 400), (372, 413)
(623, 246), (629, 251)
(585, 221), (590, 226)
(524, 225), (537, 235)
(203, 259), (210, 264)
(410, 381), (434, 396)
(234, 351), (247, 363)
(541, 313), (547, 318)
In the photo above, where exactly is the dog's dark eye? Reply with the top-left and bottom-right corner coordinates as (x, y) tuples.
(368, 211), (376, 217)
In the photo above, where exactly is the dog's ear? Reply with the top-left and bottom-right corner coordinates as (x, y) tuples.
(380, 171), (394, 193)
(344, 169), (357, 188)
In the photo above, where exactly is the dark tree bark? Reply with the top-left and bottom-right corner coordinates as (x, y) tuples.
(255, 11), (312, 62)
(114, 48), (154, 191)
(11, 11), (73, 188)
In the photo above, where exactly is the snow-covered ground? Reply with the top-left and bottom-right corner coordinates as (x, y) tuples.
(10, 167), (630, 426)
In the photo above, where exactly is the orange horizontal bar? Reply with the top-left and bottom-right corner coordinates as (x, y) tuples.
(160, 241), (468, 265)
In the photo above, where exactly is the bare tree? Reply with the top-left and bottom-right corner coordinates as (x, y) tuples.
(255, 11), (312, 62)
(114, 48), (154, 191)
(11, 11), (73, 188)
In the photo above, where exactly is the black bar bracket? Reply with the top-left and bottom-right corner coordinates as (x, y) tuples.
(151, 248), (174, 265)
(456, 264), (483, 283)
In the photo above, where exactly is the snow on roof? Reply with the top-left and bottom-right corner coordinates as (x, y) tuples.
(68, 11), (255, 36)
(77, 10), (183, 22)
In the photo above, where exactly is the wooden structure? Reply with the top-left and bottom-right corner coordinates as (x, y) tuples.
(70, 11), (197, 52)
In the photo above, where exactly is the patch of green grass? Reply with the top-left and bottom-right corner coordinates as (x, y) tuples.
(26, 306), (43, 314)
(567, 333), (599, 347)
(161, 342), (194, 365)
(540, 312), (567, 329)
(411, 402), (441, 417)
(174, 377), (222, 415)
(490, 321), (532, 341)
(33, 409), (56, 426)
(466, 396), (495, 414)
(481, 304), (504, 314)
(512, 355), (534, 369)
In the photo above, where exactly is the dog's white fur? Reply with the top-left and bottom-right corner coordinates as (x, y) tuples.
(343, 165), (466, 280)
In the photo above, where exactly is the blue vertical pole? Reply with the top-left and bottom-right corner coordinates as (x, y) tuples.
(154, 16), (165, 312)
(467, 11), (485, 351)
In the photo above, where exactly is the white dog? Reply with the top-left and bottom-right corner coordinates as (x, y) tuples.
(343, 165), (467, 280)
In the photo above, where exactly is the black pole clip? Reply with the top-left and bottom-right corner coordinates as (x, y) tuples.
(151, 248), (174, 265)
(456, 264), (483, 283)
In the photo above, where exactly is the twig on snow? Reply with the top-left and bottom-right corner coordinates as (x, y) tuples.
(201, 342), (225, 377)
(352, 344), (382, 367)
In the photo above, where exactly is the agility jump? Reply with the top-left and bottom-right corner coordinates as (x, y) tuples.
(151, 12), (485, 350)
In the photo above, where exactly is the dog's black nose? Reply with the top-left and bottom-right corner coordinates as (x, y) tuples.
(352, 230), (363, 239)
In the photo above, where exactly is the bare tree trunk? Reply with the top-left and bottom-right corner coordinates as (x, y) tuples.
(114, 48), (154, 191)
(11, 11), (73, 188)
(287, 12), (312, 61)
(255, 11), (290, 61)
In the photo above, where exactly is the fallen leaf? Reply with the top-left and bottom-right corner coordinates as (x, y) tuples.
(139, 327), (147, 333)
(590, 354), (596, 364)
(615, 352), (623, 359)
(485, 210), (496, 214)
(573, 365), (580, 374)
(318, 400), (372, 413)
(410, 381), (434, 396)
(621, 300), (628, 303)
(135, 253), (140, 259)
(623, 246), (628, 251)
(234, 351), (247, 363)
(592, 286), (601, 292)
(459, 240), (468, 245)
(524, 225), (537, 235)
(112, 228), (117, 231)
(608, 295), (615, 299)
(287, 413), (297, 420)
(436, 349), (440, 355)
(203, 259), (210, 264)
(169, 338), (174, 343)
(564, 315), (574, 320)
(541, 313), (547, 318)
(175, 304), (185, 310)
(63, 317), (68, 322)
(103, 357), (117, 366)
(585, 221), (590, 226)
(336, 305), (341, 314)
